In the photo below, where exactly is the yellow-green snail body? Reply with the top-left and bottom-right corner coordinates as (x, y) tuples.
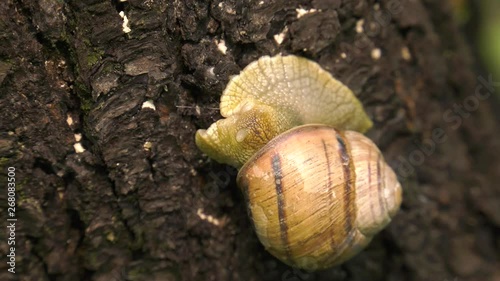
(195, 55), (402, 270)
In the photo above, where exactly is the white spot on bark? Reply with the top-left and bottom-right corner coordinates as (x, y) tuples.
(66, 115), (73, 126)
(341, 52), (347, 59)
(216, 39), (227, 55)
(206, 67), (215, 77)
(74, 133), (82, 142)
(356, 19), (364, 33)
(143, 141), (152, 151)
(74, 143), (85, 153)
(119, 11), (131, 33)
(197, 208), (225, 226)
(401, 46), (412, 61)
(273, 26), (288, 45)
(219, 3), (236, 15)
(296, 8), (318, 18)
(371, 48), (382, 60)
(142, 100), (156, 110)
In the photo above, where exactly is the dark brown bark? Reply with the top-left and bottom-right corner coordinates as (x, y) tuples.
(0, 0), (499, 280)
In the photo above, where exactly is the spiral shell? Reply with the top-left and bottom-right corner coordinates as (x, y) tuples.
(237, 125), (402, 270)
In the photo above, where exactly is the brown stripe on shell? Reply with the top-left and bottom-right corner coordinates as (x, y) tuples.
(335, 130), (357, 248)
(322, 139), (337, 251)
(271, 153), (293, 263)
(376, 153), (386, 219)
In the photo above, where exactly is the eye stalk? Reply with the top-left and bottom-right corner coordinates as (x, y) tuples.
(196, 103), (298, 168)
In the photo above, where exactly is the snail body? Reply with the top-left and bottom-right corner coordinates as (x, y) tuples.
(196, 55), (372, 168)
(195, 55), (402, 270)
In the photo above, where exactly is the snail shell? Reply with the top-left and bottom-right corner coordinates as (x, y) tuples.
(238, 125), (402, 270)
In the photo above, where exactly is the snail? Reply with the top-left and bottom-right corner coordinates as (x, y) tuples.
(195, 55), (402, 270)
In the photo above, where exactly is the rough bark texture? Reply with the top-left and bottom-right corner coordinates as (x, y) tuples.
(0, 0), (499, 281)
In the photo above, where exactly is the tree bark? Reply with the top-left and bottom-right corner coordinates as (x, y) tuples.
(0, 0), (499, 280)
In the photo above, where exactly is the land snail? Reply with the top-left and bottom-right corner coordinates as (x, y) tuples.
(195, 55), (402, 270)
